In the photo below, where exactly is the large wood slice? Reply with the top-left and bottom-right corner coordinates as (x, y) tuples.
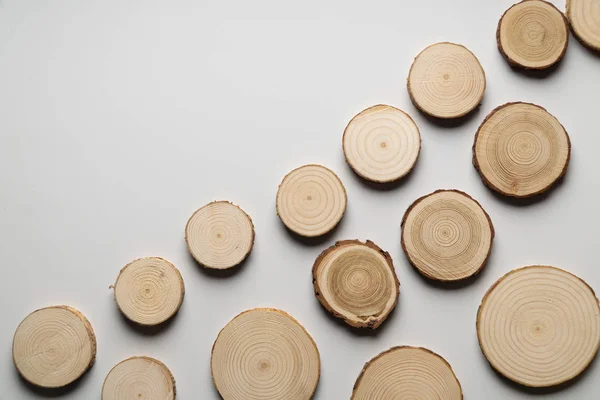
(102, 356), (176, 400)
(567, 0), (600, 52)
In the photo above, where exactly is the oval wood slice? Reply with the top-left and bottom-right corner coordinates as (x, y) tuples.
(352, 346), (463, 400)
(113, 257), (185, 326)
(497, 0), (569, 70)
(211, 308), (320, 400)
(408, 42), (486, 119)
(276, 164), (347, 237)
(401, 190), (494, 282)
(567, 0), (600, 52)
(473, 102), (570, 198)
(342, 105), (421, 183)
(102, 356), (176, 400)
(477, 266), (600, 387)
(185, 201), (255, 269)
(13, 306), (96, 388)
(312, 240), (400, 328)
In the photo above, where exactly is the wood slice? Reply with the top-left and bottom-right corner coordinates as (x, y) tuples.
(12, 306), (96, 388)
(352, 346), (463, 400)
(342, 105), (421, 183)
(312, 240), (399, 329)
(102, 356), (176, 400)
(113, 257), (185, 326)
(497, 0), (569, 70)
(276, 164), (347, 237)
(407, 42), (486, 119)
(401, 190), (494, 282)
(473, 102), (570, 198)
(211, 308), (320, 400)
(185, 201), (255, 269)
(567, 0), (600, 52)
(477, 266), (600, 387)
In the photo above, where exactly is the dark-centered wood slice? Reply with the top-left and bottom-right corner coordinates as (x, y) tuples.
(102, 356), (176, 400)
(567, 0), (600, 52)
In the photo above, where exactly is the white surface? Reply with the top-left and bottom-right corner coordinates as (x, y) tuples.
(0, 0), (598, 399)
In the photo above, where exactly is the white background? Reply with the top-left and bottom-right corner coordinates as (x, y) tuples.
(0, 0), (599, 399)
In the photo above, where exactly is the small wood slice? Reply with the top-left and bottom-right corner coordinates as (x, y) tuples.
(312, 240), (400, 329)
(567, 0), (600, 52)
(407, 42), (486, 119)
(342, 105), (421, 183)
(497, 0), (569, 70)
(276, 164), (347, 237)
(185, 201), (255, 269)
(473, 102), (570, 198)
(477, 266), (600, 387)
(401, 190), (494, 282)
(102, 356), (176, 400)
(113, 257), (185, 326)
(211, 308), (320, 400)
(12, 306), (96, 388)
(352, 346), (463, 400)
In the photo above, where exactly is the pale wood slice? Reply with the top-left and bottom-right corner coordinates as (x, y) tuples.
(352, 346), (463, 400)
(567, 0), (600, 52)
(401, 190), (494, 282)
(276, 164), (347, 237)
(473, 102), (570, 198)
(185, 201), (255, 269)
(477, 266), (600, 387)
(13, 306), (96, 388)
(102, 356), (176, 400)
(407, 42), (486, 119)
(497, 0), (569, 70)
(312, 240), (399, 329)
(113, 257), (185, 326)
(342, 105), (421, 183)
(211, 308), (320, 400)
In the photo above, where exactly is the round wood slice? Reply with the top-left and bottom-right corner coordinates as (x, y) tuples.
(211, 308), (320, 400)
(477, 266), (600, 387)
(473, 102), (570, 198)
(312, 240), (400, 329)
(401, 190), (494, 282)
(497, 0), (569, 70)
(352, 346), (463, 400)
(12, 306), (96, 388)
(276, 164), (347, 237)
(185, 201), (255, 269)
(342, 104), (421, 183)
(102, 356), (176, 400)
(567, 0), (600, 52)
(407, 42), (486, 119)
(113, 257), (185, 326)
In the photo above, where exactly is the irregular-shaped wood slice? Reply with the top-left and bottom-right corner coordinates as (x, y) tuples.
(113, 257), (185, 326)
(211, 308), (320, 400)
(401, 190), (494, 282)
(408, 42), (486, 119)
(102, 356), (176, 400)
(497, 0), (569, 70)
(312, 240), (399, 328)
(473, 102), (570, 198)
(567, 0), (600, 52)
(352, 346), (463, 400)
(185, 201), (255, 269)
(276, 164), (347, 237)
(13, 306), (96, 388)
(477, 266), (600, 387)
(342, 105), (421, 183)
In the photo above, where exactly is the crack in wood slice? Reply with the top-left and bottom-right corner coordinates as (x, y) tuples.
(102, 356), (176, 400)
(473, 102), (570, 198)
(401, 190), (494, 282)
(211, 308), (320, 400)
(342, 105), (421, 183)
(276, 164), (347, 237)
(113, 257), (185, 326)
(477, 266), (600, 387)
(312, 240), (400, 329)
(352, 346), (463, 400)
(185, 201), (255, 269)
(567, 0), (600, 52)
(12, 306), (96, 388)
(407, 42), (486, 119)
